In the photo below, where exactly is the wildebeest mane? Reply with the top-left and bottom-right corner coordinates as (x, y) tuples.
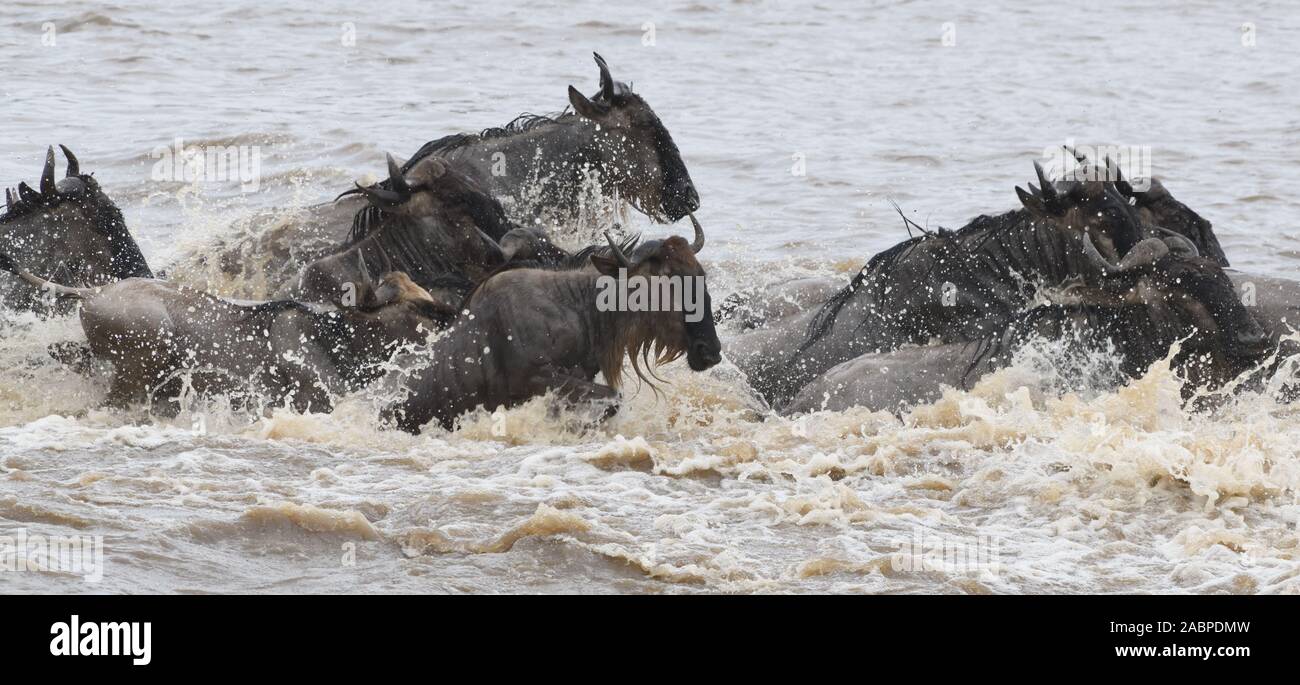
(802, 209), (1026, 347)
(402, 111), (575, 164)
(0, 194), (47, 224)
(0, 185), (62, 224)
(801, 233), (938, 348)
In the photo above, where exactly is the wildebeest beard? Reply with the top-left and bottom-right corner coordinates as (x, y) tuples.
(600, 306), (693, 391)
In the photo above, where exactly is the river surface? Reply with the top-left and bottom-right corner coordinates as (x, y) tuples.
(2, 0), (1300, 593)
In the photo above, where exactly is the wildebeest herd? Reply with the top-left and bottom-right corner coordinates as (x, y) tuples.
(2, 54), (1298, 434)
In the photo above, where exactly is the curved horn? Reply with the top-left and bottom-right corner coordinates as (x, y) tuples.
(1063, 144), (1088, 165)
(350, 182), (406, 207)
(333, 186), (364, 202)
(688, 213), (705, 253)
(1033, 161), (1059, 208)
(386, 153), (410, 195)
(594, 52), (615, 100)
(1105, 156), (1124, 184)
(17, 182), (39, 204)
(604, 229), (633, 268)
(39, 147), (56, 196)
(1081, 232), (1119, 275)
(1155, 227), (1200, 258)
(1084, 232), (1170, 276)
(1105, 156), (1134, 198)
(358, 253), (375, 288)
(1063, 145), (1095, 182)
(1116, 238), (1170, 271)
(59, 145), (80, 177)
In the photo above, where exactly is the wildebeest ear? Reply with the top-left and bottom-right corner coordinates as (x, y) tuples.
(17, 182), (40, 204)
(1015, 185), (1050, 218)
(39, 147), (57, 196)
(590, 253), (622, 276)
(568, 86), (608, 120)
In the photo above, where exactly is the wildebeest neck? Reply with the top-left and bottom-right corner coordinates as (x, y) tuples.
(404, 114), (602, 218)
(805, 208), (1098, 352)
(541, 270), (622, 374)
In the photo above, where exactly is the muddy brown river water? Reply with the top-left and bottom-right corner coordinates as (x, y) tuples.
(2, 0), (1299, 593)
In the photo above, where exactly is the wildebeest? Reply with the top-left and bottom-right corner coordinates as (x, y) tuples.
(193, 52), (700, 298)
(0, 254), (441, 413)
(381, 222), (721, 433)
(991, 153), (1300, 349)
(731, 162), (1149, 408)
(1086, 162), (1300, 346)
(1, 146), (152, 312)
(278, 154), (513, 315)
(1063, 150), (1229, 266)
(785, 234), (1270, 414)
(398, 52), (700, 228)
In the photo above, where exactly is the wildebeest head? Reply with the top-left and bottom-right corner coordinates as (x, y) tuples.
(1063, 149), (1228, 267)
(1080, 233), (1267, 359)
(328, 271), (446, 385)
(1121, 176), (1227, 268)
(345, 153), (514, 246)
(589, 216), (721, 384)
(325, 153), (511, 300)
(1015, 161), (1144, 261)
(567, 53), (699, 223)
(358, 271), (447, 335)
(499, 225), (571, 265)
(1, 146), (151, 308)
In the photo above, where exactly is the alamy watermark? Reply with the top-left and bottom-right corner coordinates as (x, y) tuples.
(595, 270), (708, 323)
(892, 527), (1002, 577)
(150, 137), (262, 192)
(0, 527), (104, 583)
(1041, 140), (1152, 192)
(50, 615), (151, 665)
